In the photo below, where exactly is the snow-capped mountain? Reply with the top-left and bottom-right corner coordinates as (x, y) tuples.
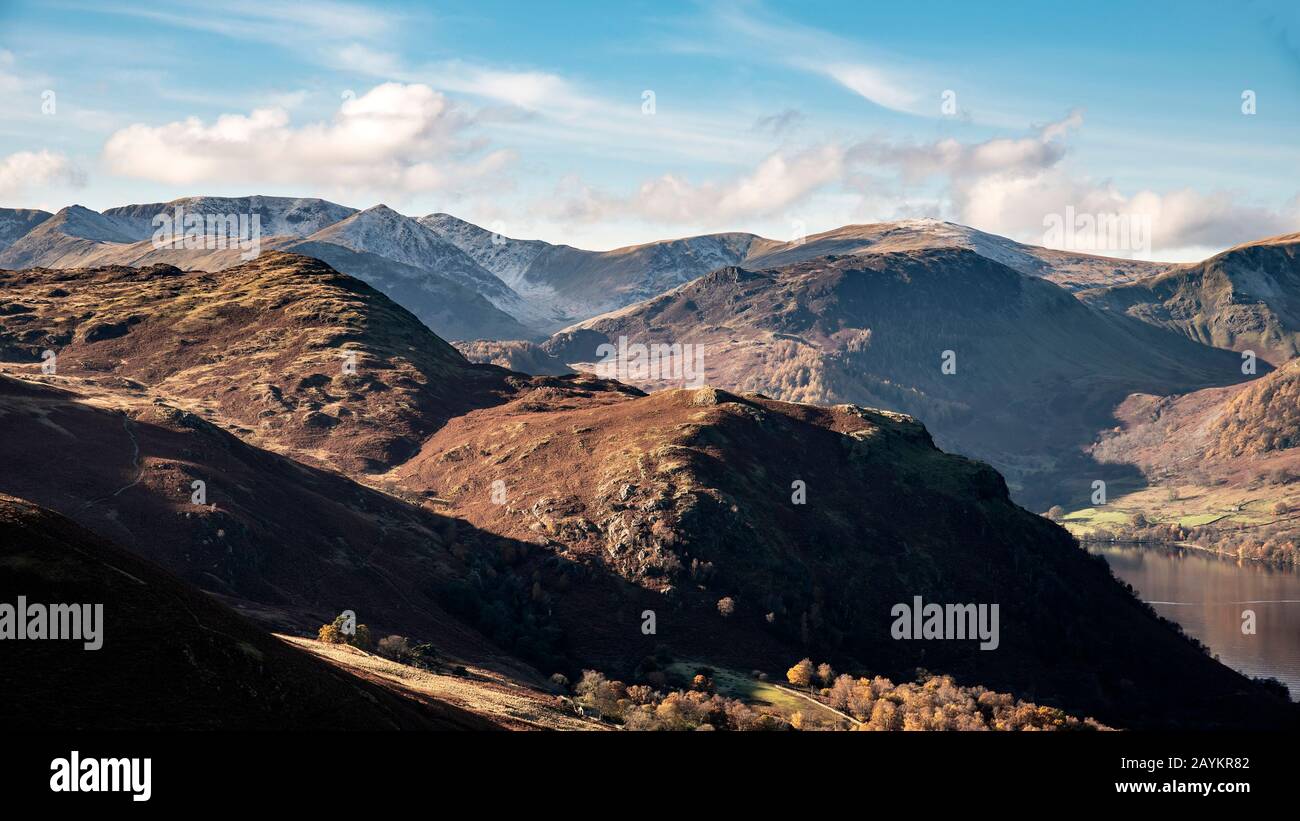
(0, 197), (358, 270)
(308, 206), (521, 307)
(103, 195), (357, 241)
(419, 213), (550, 286)
(284, 238), (536, 341)
(742, 218), (1172, 290)
(0, 194), (1187, 344)
(0, 205), (144, 269)
(421, 213), (763, 332)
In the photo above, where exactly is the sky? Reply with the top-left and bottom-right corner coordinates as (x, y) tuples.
(0, 0), (1297, 259)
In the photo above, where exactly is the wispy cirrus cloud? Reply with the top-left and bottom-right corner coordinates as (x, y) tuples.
(86, 0), (399, 48)
(331, 44), (769, 167)
(670, 1), (926, 116)
(335, 47), (600, 118)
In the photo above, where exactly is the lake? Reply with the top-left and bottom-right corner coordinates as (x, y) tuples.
(1087, 544), (1300, 701)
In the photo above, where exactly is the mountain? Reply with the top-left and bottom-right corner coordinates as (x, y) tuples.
(0, 207), (52, 252)
(1084, 233), (1300, 365)
(0, 197), (355, 270)
(308, 205), (536, 325)
(424, 215), (1172, 336)
(742, 219), (1173, 291)
(0, 204), (143, 269)
(0, 198), (1187, 344)
(419, 213), (553, 286)
(3, 251), (1291, 727)
(0, 493), (495, 730)
(0, 199), (537, 341)
(103, 194), (357, 239)
(1061, 358), (1300, 564)
(543, 248), (1254, 511)
(0, 252), (522, 473)
(283, 239), (536, 340)
(389, 383), (1295, 729)
(0, 254), (635, 669)
(422, 212), (762, 333)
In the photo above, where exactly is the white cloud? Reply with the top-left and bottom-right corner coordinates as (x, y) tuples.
(812, 62), (919, 114)
(848, 111), (1298, 257)
(852, 110), (1082, 182)
(102, 83), (513, 194)
(540, 144), (845, 225)
(0, 150), (83, 200)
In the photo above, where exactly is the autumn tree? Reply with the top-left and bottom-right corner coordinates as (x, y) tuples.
(786, 658), (814, 689)
(376, 635), (410, 660)
(811, 663), (833, 688)
(316, 613), (372, 650)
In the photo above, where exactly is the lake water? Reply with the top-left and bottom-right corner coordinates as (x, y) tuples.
(1087, 544), (1300, 700)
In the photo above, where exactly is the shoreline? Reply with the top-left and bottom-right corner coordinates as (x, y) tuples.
(1077, 537), (1298, 569)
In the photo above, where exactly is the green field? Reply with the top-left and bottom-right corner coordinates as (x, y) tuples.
(1060, 507), (1132, 534)
(665, 661), (808, 714)
(1059, 491), (1291, 537)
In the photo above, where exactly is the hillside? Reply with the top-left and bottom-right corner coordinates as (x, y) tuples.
(0, 371), (572, 670)
(0, 252), (524, 472)
(388, 383), (1294, 728)
(0, 494), (495, 730)
(1061, 360), (1300, 564)
(1, 252), (1292, 729)
(1084, 233), (1300, 365)
(544, 248), (1251, 510)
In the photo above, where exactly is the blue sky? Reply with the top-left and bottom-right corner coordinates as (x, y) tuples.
(0, 0), (1297, 258)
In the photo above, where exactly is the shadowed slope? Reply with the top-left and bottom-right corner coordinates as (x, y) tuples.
(0, 494), (496, 730)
